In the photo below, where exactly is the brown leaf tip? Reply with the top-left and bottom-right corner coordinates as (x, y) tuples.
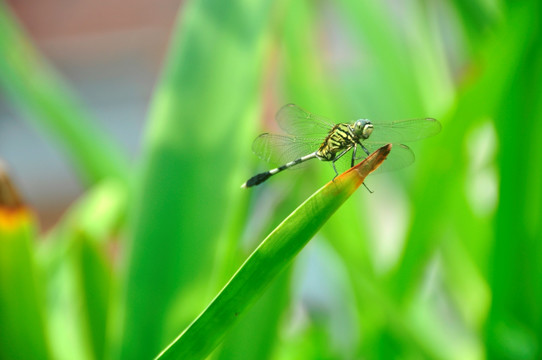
(0, 160), (24, 209)
(353, 144), (392, 174)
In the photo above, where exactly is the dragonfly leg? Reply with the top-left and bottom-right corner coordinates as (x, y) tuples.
(355, 142), (374, 193)
(363, 182), (374, 193)
(351, 145), (357, 167)
(360, 143), (370, 156)
(331, 147), (352, 181)
(332, 164), (338, 181)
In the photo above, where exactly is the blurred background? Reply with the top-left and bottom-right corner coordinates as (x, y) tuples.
(0, 0), (179, 227)
(0, 0), (541, 359)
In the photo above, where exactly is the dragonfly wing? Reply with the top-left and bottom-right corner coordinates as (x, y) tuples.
(355, 142), (415, 174)
(251, 133), (322, 168)
(370, 118), (441, 143)
(328, 142), (414, 176)
(276, 104), (335, 138)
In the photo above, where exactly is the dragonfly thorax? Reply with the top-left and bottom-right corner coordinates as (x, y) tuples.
(352, 119), (373, 140)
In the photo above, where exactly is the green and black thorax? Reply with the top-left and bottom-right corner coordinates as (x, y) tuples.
(317, 120), (373, 161)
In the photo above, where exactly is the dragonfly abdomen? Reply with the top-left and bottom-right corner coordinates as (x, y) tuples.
(241, 152), (318, 188)
(273, 154), (313, 173)
(317, 123), (356, 161)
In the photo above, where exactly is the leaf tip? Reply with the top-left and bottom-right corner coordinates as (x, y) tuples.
(0, 160), (33, 230)
(0, 160), (23, 209)
(331, 144), (392, 190)
(352, 143), (392, 176)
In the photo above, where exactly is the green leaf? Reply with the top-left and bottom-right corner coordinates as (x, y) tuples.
(72, 231), (113, 360)
(155, 144), (391, 360)
(215, 270), (290, 360)
(116, 1), (277, 359)
(32, 178), (126, 360)
(486, 3), (542, 359)
(0, 164), (51, 360)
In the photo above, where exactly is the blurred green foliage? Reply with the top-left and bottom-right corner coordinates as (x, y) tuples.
(0, 0), (541, 359)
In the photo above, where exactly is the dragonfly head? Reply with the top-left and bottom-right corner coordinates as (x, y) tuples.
(353, 119), (374, 139)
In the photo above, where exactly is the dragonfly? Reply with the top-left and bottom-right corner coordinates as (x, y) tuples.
(241, 104), (441, 188)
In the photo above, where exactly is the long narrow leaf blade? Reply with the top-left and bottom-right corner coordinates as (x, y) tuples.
(117, 1), (276, 358)
(156, 144), (392, 360)
(0, 163), (51, 360)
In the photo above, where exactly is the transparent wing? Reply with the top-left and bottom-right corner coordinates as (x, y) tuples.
(251, 133), (322, 168)
(369, 118), (441, 144)
(357, 143), (415, 174)
(329, 143), (415, 176)
(275, 104), (335, 138)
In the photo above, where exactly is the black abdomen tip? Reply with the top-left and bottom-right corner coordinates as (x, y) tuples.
(244, 172), (272, 188)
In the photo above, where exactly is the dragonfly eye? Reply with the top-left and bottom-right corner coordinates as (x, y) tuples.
(354, 119), (373, 139)
(362, 122), (374, 139)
